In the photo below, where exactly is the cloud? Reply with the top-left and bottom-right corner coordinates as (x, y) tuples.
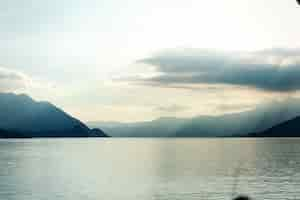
(0, 67), (30, 92)
(155, 104), (188, 113)
(216, 103), (254, 112)
(127, 48), (300, 92)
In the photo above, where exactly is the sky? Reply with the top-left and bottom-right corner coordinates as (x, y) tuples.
(1, 0), (300, 122)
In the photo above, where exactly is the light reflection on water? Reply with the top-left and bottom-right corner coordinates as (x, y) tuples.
(0, 138), (300, 200)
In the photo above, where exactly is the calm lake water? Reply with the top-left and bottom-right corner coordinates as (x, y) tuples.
(1, 138), (300, 200)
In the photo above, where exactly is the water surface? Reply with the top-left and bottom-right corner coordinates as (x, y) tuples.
(1, 138), (300, 200)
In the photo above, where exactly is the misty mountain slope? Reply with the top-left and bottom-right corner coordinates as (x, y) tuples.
(88, 117), (188, 137)
(0, 93), (107, 137)
(89, 98), (300, 137)
(176, 98), (300, 137)
(175, 99), (300, 137)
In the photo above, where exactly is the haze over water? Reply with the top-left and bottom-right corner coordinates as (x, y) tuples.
(0, 138), (300, 200)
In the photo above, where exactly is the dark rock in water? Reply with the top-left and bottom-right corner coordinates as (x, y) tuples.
(0, 93), (107, 138)
(233, 195), (251, 200)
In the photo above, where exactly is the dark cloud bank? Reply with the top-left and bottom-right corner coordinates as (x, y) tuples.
(133, 48), (300, 92)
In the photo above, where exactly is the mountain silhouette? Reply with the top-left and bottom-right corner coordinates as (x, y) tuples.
(250, 116), (300, 137)
(0, 93), (107, 138)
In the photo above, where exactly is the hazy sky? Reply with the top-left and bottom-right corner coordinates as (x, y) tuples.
(1, 0), (300, 122)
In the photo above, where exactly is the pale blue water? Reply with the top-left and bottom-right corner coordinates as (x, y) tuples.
(1, 138), (300, 200)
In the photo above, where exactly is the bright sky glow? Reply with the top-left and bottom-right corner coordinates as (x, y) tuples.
(1, 0), (300, 122)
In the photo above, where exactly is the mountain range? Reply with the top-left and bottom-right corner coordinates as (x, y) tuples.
(2, 92), (300, 138)
(0, 93), (107, 138)
(88, 98), (300, 137)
